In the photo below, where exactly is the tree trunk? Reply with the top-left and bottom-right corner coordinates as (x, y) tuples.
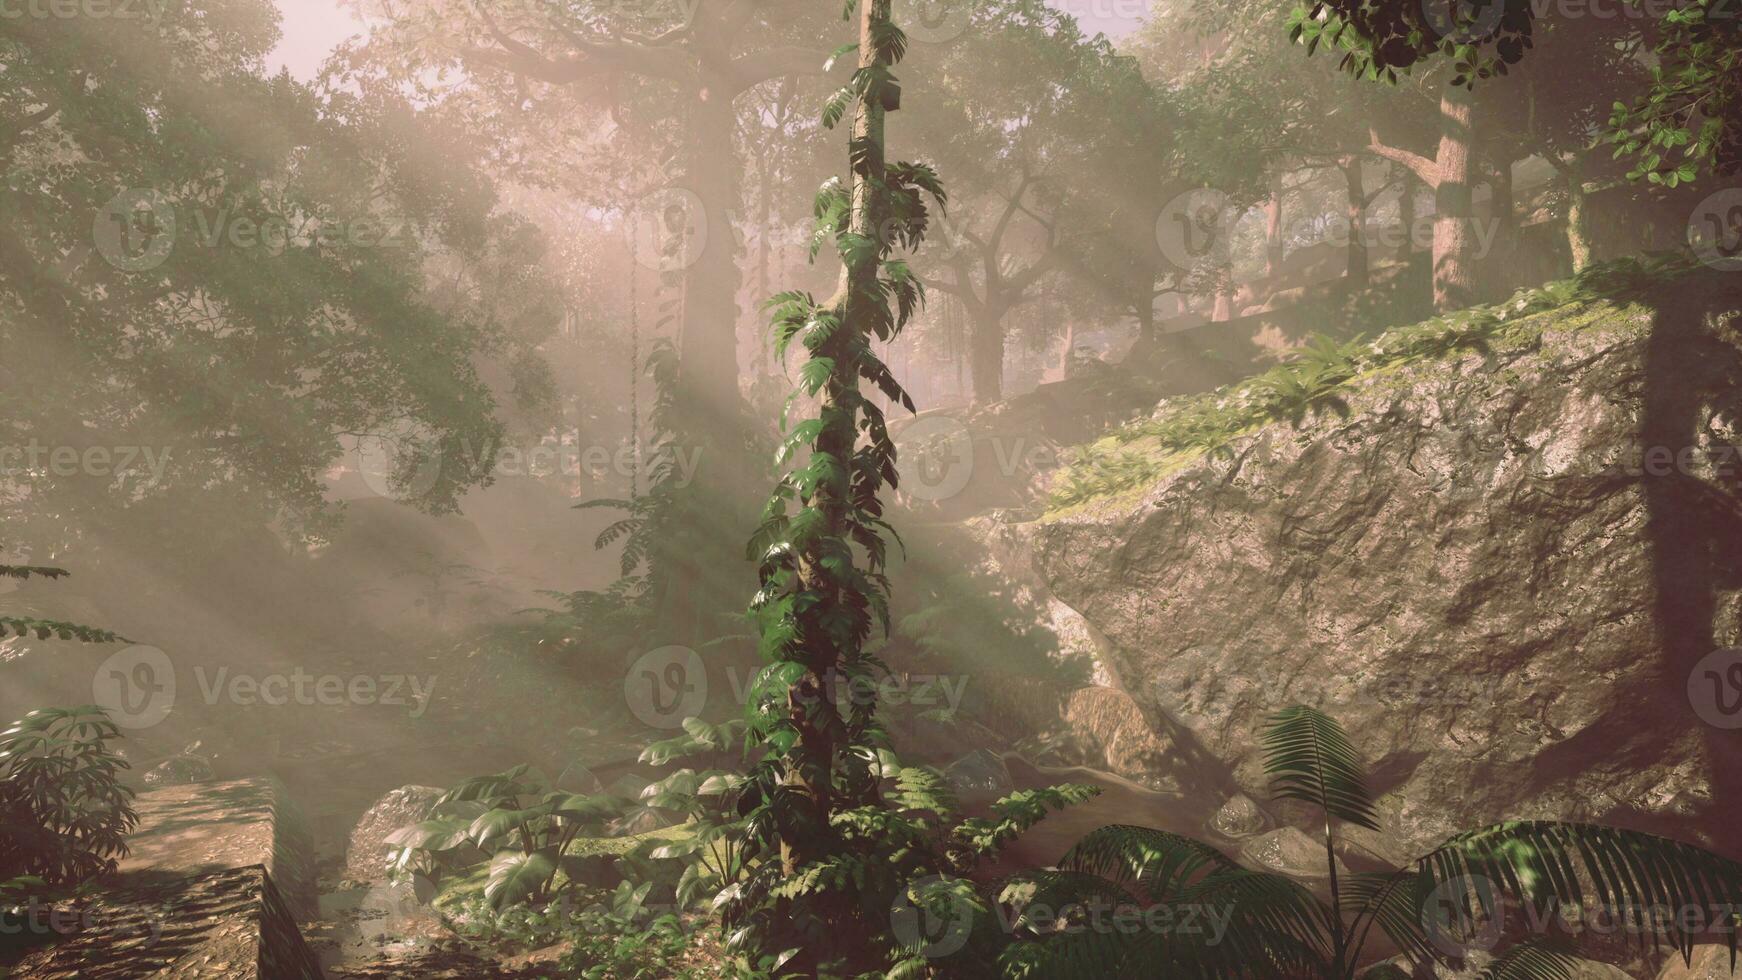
(1265, 176), (1286, 281)
(1431, 81), (1476, 312)
(1213, 288), (1234, 322)
(1551, 154), (1593, 272)
(1340, 156), (1369, 288)
(1398, 171), (1419, 258)
(780, 0), (893, 884)
(1136, 291), (1157, 344)
(756, 135), (773, 375)
(968, 305), (1005, 404)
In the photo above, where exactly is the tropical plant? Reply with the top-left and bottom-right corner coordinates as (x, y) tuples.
(643, 713), (1099, 975)
(0, 565), (127, 644)
(384, 764), (624, 912)
(1001, 705), (1742, 979)
(0, 706), (139, 887)
(1248, 333), (1366, 427)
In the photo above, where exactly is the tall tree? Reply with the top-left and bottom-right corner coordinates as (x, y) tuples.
(0, 1), (516, 568)
(363, 0), (844, 438)
(731, 0), (949, 968)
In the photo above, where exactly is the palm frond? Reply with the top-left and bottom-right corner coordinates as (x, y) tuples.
(1046, 824), (1331, 976)
(1417, 821), (1742, 963)
(1475, 939), (1581, 980)
(1261, 704), (1380, 830)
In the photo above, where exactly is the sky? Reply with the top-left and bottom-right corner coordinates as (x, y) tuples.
(268, 0), (1148, 81)
(269, 0), (364, 81)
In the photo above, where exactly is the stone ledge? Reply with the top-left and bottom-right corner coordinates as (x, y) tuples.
(11, 776), (324, 978)
(11, 865), (322, 979)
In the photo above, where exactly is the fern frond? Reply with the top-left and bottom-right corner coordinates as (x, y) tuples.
(1261, 704), (1380, 830)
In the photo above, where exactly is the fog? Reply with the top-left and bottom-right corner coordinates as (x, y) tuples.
(3, 1), (1739, 977)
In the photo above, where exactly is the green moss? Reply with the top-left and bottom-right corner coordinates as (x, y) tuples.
(1042, 254), (1701, 516)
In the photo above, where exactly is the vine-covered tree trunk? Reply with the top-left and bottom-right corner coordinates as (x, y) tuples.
(741, 2), (946, 965)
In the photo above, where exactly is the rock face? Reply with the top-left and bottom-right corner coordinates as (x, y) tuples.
(343, 785), (443, 883)
(1657, 946), (1742, 980)
(1027, 271), (1742, 857)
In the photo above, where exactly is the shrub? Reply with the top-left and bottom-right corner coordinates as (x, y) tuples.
(0, 706), (138, 886)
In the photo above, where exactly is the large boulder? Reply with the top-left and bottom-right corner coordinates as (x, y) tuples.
(1659, 946), (1742, 980)
(343, 785), (445, 883)
(1027, 269), (1742, 857)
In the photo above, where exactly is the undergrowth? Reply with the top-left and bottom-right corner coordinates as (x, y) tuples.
(1046, 254), (1700, 513)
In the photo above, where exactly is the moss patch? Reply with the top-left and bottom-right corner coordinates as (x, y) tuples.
(1042, 254), (1699, 517)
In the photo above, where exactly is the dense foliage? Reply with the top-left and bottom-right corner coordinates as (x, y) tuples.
(0, 707), (137, 887)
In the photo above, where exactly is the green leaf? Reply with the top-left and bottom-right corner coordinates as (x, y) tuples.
(483, 848), (559, 910)
(1261, 704), (1380, 830)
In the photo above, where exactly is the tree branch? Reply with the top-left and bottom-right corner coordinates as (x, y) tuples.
(1367, 126), (1437, 185)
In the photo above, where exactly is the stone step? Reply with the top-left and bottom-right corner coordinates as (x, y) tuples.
(12, 777), (323, 979)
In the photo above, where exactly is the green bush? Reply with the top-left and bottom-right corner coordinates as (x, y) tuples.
(0, 706), (138, 886)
